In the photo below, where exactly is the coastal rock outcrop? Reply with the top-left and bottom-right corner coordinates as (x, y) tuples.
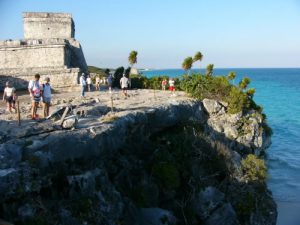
(0, 90), (276, 225)
(203, 98), (271, 155)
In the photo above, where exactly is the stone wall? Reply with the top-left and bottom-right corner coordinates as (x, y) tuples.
(0, 68), (80, 90)
(0, 40), (66, 69)
(0, 12), (87, 90)
(23, 12), (74, 39)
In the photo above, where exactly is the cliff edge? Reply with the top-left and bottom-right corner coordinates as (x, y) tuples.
(0, 90), (276, 225)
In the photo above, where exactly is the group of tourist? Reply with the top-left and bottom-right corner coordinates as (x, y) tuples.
(28, 74), (52, 120)
(79, 73), (115, 97)
(162, 78), (176, 94)
(2, 73), (52, 119)
(2, 73), (176, 120)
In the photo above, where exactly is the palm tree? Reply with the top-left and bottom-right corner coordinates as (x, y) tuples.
(227, 71), (236, 85)
(128, 51), (138, 68)
(246, 88), (256, 99)
(193, 51), (203, 70)
(239, 77), (251, 90)
(182, 57), (193, 75)
(206, 64), (214, 76)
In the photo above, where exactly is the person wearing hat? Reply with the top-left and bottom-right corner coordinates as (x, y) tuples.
(79, 73), (87, 97)
(42, 77), (52, 118)
(2, 81), (17, 113)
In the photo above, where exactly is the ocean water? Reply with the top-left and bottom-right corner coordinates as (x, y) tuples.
(143, 68), (300, 225)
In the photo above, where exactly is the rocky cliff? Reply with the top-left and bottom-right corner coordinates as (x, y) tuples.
(0, 90), (276, 225)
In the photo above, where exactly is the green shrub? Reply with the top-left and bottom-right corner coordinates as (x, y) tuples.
(241, 154), (267, 182)
(130, 74), (148, 89)
(226, 87), (250, 114)
(112, 67), (125, 88)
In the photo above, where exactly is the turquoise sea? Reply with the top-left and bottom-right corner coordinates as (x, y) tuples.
(143, 68), (300, 225)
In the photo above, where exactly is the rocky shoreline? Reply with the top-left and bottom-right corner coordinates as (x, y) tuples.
(0, 89), (276, 225)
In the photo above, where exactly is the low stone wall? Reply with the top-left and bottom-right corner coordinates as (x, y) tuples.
(0, 38), (87, 90)
(0, 68), (80, 90)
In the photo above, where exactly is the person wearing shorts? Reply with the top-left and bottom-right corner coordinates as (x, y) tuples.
(28, 74), (43, 119)
(42, 77), (52, 118)
(169, 78), (175, 94)
(2, 81), (17, 113)
(120, 74), (129, 97)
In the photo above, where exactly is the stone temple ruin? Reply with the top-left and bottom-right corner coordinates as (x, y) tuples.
(0, 12), (88, 90)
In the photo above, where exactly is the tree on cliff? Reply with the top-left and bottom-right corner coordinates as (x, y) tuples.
(113, 67), (125, 88)
(227, 71), (236, 84)
(193, 51), (203, 69)
(206, 64), (214, 76)
(246, 88), (256, 99)
(128, 51), (138, 68)
(239, 77), (251, 90)
(182, 57), (193, 75)
(124, 67), (131, 78)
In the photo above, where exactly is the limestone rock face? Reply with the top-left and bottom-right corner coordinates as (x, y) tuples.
(202, 98), (271, 155)
(0, 90), (276, 225)
(192, 187), (238, 225)
(203, 98), (224, 115)
(62, 116), (78, 129)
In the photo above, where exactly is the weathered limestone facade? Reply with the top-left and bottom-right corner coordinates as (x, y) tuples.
(23, 12), (75, 39)
(0, 12), (87, 89)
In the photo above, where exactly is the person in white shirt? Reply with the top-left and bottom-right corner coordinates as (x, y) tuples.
(79, 73), (87, 97)
(42, 77), (52, 118)
(169, 78), (175, 95)
(28, 74), (43, 119)
(2, 81), (17, 113)
(87, 75), (92, 92)
(120, 74), (129, 97)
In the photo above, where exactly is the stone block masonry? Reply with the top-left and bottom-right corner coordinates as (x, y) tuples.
(23, 12), (75, 39)
(0, 12), (87, 90)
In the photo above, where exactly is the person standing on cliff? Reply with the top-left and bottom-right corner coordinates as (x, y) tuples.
(162, 79), (167, 91)
(28, 74), (43, 119)
(2, 81), (17, 113)
(169, 78), (175, 95)
(120, 74), (129, 97)
(79, 73), (87, 97)
(96, 76), (101, 91)
(107, 74), (113, 93)
(42, 77), (52, 118)
(87, 75), (92, 92)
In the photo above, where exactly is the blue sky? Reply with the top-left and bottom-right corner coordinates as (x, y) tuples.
(0, 0), (299, 68)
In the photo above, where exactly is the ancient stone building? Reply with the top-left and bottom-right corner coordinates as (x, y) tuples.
(0, 12), (88, 90)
